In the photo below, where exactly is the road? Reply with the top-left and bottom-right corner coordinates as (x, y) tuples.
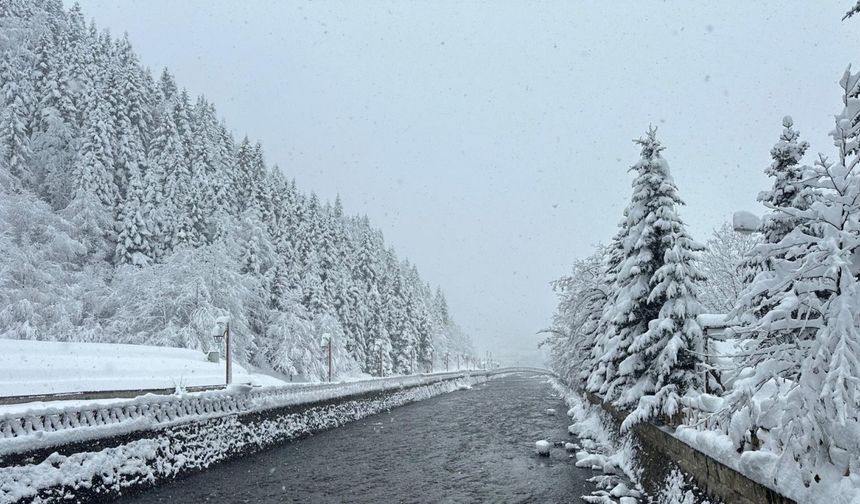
(119, 372), (595, 503)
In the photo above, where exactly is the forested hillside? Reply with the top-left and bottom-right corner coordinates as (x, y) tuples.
(0, 0), (473, 380)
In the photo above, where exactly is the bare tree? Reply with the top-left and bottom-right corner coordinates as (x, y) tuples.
(698, 222), (759, 314)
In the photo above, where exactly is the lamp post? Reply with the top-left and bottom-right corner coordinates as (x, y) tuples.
(212, 317), (232, 386)
(321, 333), (332, 382)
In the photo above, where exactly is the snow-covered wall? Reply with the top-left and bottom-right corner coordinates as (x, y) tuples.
(0, 373), (485, 504)
(580, 391), (796, 504)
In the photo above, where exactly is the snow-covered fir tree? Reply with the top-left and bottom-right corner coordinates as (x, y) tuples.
(758, 117), (811, 246)
(597, 128), (706, 427)
(720, 69), (860, 484)
(728, 117), (818, 382)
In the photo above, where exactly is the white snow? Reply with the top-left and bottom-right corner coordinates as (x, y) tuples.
(535, 439), (551, 456)
(695, 313), (727, 329)
(0, 338), (286, 397)
(732, 210), (761, 234)
(550, 379), (643, 503)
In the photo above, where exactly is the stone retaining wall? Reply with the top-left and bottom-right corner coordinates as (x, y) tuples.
(583, 392), (796, 504)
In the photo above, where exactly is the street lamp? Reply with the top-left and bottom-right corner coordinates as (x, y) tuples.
(321, 333), (332, 382)
(212, 316), (232, 386)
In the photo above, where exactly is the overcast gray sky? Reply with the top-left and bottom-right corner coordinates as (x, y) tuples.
(71, 1), (860, 365)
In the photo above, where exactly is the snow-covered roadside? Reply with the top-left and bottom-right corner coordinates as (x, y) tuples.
(549, 378), (644, 503)
(0, 338), (285, 397)
(675, 408), (860, 504)
(673, 334), (860, 504)
(0, 376), (481, 504)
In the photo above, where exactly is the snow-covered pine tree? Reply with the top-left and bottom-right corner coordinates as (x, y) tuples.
(63, 79), (116, 260)
(31, 30), (77, 208)
(622, 218), (705, 430)
(142, 145), (167, 261)
(405, 266), (434, 371)
(115, 35), (150, 146)
(724, 69), (860, 483)
(233, 137), (255, 214)
(213, 120), (238, 219)
(601, 128), (705, 428)
(151, 84), (190, 252)
(728, 118), (817, 383)
(350, 218), (386, 372)
(0, 49), (34, 190)
(185, 97), (222, 246)
(114, 163), (154, 266)
(759, 117), (811, 246)
(301, 249), (328, 315)
(367, 312), (394, 376)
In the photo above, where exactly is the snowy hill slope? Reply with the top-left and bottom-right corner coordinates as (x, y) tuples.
(0, 339), (285, 397)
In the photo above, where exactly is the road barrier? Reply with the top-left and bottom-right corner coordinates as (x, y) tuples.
(0, 370), (499, 456)
(0, 367), (554, 504)
(0, 368), (554, 458)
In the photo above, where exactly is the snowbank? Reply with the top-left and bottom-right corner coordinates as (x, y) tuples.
(0, 338), (285, 397)
(677, 336), (860, 503)
(549, 378), (644, 503)
(676, 416), (860, 504)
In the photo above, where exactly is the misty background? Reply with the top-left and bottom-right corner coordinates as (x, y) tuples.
(68, 0), (860, 366)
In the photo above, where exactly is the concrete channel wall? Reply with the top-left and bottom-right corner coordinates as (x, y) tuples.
(0, 371), (492, 504)
(583, 392), (796, 504)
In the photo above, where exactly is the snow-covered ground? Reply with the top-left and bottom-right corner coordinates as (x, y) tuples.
(549, 378), (645, 503)
(0, 338), (286, 397)
(674, 328), (860, 504)
(678, 380), (860, 503)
